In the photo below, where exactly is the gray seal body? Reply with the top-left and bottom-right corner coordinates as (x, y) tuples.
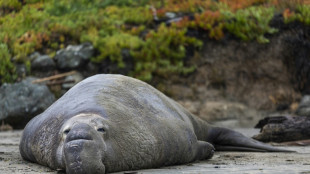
(20, 74), (289, 173)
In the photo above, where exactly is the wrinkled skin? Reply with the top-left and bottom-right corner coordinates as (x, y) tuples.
(20, 75), (289, 174)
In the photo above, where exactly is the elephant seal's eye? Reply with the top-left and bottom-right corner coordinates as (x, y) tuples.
(97, 128), (105, 133)
(63, 129), (70, 134)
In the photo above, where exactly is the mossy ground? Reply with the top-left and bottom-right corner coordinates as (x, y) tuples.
(0, 0), (309, 83)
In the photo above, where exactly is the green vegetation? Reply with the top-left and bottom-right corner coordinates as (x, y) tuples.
(0, 43), (16, 83)
(224, 7), (278, 43)
(296, 5), (310, 25)
(0, 0), (309, 83)
(283, 5), (310, 25)
(90, 33), (144, 68)
(132, 24), (202, 80)
(0, 0), (22, 10)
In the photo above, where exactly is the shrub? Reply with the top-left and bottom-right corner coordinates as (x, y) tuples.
(295, 5), (310, 25)
(283, 5), (310, 25)
(175, 10), (225, 40)
(0, 0), (22, 10)
(90, 33), (143, 68)
(0, 43), (16, 83)
(224, 6), (278, 43)
(132, 24), (202, 80)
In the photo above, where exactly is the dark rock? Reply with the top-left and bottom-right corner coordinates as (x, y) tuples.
(0, 77), (56, 128)
(55, 42), (94, 70)
(31, 54), (55, 71)
(253, 116), (310, 142)
(255, 116), (289, 129)
(296, 95), (310, 116)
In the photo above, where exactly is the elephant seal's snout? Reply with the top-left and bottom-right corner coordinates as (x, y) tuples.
(65, 123), (94, 142)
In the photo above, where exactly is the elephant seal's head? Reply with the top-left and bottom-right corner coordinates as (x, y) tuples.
(57, 113), (110, 174)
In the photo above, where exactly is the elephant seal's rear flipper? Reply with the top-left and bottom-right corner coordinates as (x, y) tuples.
(207, 127), (294, 152)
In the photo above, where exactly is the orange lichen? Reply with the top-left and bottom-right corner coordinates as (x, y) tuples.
(283, 8), (295, 19)
(175, 10), (225, 40)
(219, 0), (268, 11)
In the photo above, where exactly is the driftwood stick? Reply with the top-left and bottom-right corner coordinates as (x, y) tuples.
(32, 71), (76, 84)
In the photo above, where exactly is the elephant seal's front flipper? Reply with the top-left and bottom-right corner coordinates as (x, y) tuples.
(207, 127), (294, 152)
(195, 141), (215, 160)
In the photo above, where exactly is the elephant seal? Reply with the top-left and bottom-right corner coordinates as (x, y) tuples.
(20, 74), (289, 173)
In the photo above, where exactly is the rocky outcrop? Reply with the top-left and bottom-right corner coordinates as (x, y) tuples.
(157, 28), (303, 114)
(0, 77), (55, 128)
(150, 26), (310, 127)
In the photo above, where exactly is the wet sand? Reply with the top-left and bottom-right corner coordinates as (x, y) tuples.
(0, 129), (309, 174)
